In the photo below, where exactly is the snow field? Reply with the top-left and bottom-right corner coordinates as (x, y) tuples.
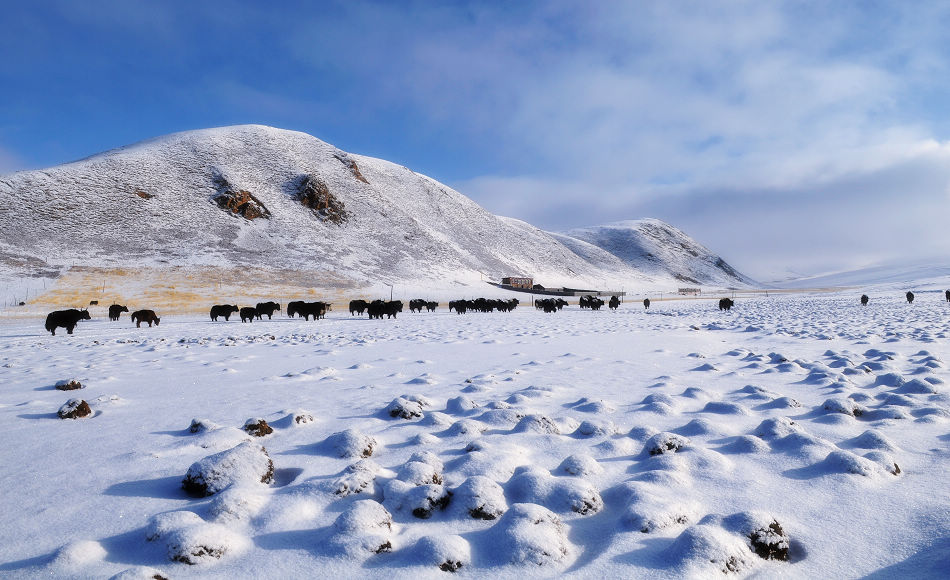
(1, 290), (949, 578)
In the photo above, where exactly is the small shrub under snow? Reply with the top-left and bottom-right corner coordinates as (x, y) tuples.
(382, 479), (451, 519)
(333, 459), (382, 496)
(513, 414), (561, 434)
(54, 378), (83, 391)
(644, 432), (690, 456)
(385, 397), (424, 420)
(324, 429), (377, 458)
(181, 441), (275, 497)
(242, 418), (273, 437)
(58, 399), (91, 419)
(557, 454), (603, 476)
(495, 503), (569, 566)
(451, 475), (508, 520)
(147, 511), (250, 564)
(188, 418), (221, 434)
(413, 534), (471, 572)
(507, 466), (603, 515)
(328, 500), (394, 557)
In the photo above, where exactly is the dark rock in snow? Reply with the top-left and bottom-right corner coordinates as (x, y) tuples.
(58, 399), (91, 419)
(54, 379), (83, 391)
(243, 418), (273, 437)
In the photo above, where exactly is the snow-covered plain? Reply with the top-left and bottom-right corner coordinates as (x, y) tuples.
(2, 290), (950, 578)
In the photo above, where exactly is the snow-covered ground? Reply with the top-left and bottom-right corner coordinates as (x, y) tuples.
(2, 290), (949, 578)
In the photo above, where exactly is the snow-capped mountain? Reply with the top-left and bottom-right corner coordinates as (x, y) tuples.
(562, 219), (756, 287)
(0, 125), (753, 290)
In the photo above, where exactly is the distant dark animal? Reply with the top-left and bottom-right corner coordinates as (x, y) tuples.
(287, 301), (305, 318)
(643, 298), (651, 309)
(718, 298), (734, 311)
(536, 298), (561, 313)
(579, 295), (604, 310)
(425, 301), (438, 312)
(45, 309), (91, 336)
(946, 290), (950, 303)
(210, 304), (238, 321)
(108, 304), (129, 321)
(349, 299), (369, 316)
(368, 300), (403, 319)
(409, 299), (427, 313)
(449, 300), (467, 314)
(860, 294), (869, 306)
(240, 307), (257, 322)
(289, 301), (329, 320)
(609, 296), (620, 310)
(255, 301), (281, 319)
(89, 300), (99, 306)
(18, 301), (25, 306)
(906, 291), (915, 304)
(131, 309), (160, 327)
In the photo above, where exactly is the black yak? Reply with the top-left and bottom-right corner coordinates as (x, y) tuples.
(289, 301), (329, 320)
(210, 304), (239, 321)
(255, 301), (281, 319)
(643, 298), (651, 309)
(906, 291), (915, 304)
(45, 309), (91, 335)
(860, 294), (869, 306)
(349, 299), (369, 316)
(718, 298), (734, 311)
(240, 307), (257, 322)
(131, 309), (160, 327)
(108, 304), (129, 321)
(609, 296), (620, 310)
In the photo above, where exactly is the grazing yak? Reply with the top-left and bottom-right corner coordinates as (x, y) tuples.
(131, 309), (160, 327)
(449, 299), (467, 314)
(349, 299), (369, 316)
(409, 299), (427, 313)
(718, 298), (734, 311)
(256, 301), (281, 319)
(45, 309), (91, 336)
(288, 301), (329, 320)
(240, 307), (257, 322)
(368, 300), (403, 319)
(643, 298), (651, 309)
(609, 296), (620, 310)
(579, 295), (605, 310)
(860, 294), (869, 306)
(425, 301), (438, 312)
(108, 304), (129, 321)
(210, 304), (239, 321)
(906, 291), (915, 304)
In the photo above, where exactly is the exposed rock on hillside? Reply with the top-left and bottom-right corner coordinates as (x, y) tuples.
(293, 174), (349, 224)
(212, 173), (270, 220)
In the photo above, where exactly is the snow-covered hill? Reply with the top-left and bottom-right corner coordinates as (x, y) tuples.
(563, 219), (757, 287)
(0, 125), (753, 292)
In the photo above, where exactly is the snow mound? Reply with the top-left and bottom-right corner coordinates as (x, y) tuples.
(507, 466), (603, 515)
(494, 503), (570, 566)
(182, 441), (274, 496)
(451, 475), (508, 520)
(328, 500), (394, 557)
(412, 534), (471, 572)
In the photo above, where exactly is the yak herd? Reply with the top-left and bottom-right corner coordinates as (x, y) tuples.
(41, 289), (950, 336)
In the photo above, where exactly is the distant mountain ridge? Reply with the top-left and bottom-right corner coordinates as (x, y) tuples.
(0, 125), (754, 290)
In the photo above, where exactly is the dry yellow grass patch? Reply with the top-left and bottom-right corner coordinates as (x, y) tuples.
(15, 266), (364, 317)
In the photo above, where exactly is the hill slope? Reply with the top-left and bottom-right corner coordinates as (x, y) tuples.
(0, 125), (753, 293)
(562, 219), (757, 287)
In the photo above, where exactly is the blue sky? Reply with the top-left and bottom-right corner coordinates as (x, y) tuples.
(3, 1), (950, 280)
